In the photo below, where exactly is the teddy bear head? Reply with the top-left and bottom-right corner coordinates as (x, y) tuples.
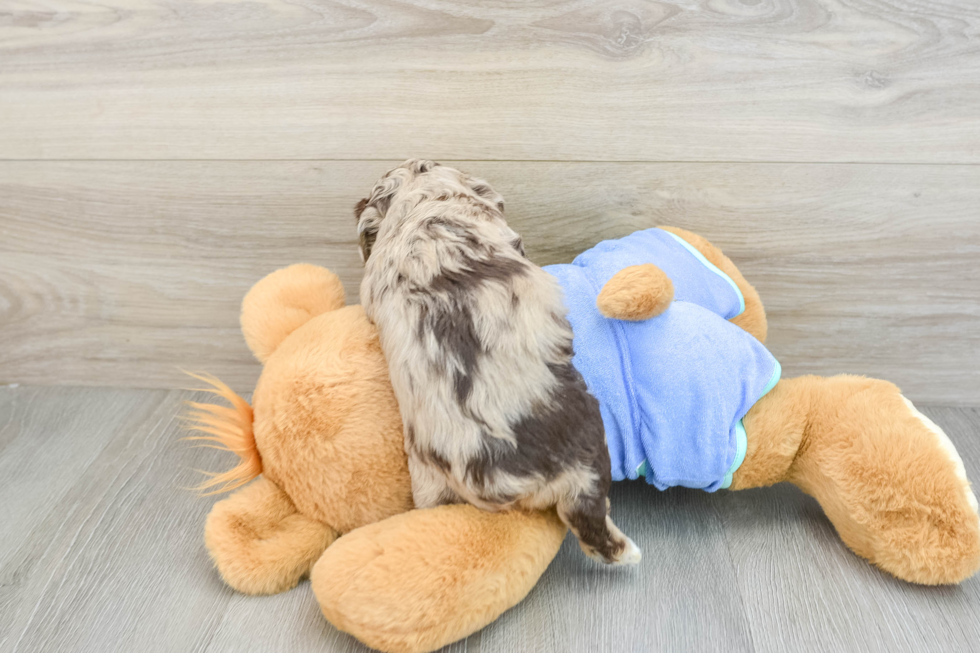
(199, 264), (413, 534)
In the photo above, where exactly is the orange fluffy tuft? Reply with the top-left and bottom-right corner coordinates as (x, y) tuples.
(183, 371), (262, 495)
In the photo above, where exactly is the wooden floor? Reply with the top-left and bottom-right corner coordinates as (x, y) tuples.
(1, 384), (979, 653)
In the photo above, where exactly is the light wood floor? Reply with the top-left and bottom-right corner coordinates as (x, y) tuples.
(1, 384), (979, 653)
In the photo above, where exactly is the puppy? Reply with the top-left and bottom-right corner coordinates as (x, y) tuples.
(355, 159), (640, 565)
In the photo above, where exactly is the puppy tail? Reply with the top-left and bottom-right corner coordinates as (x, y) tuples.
(182, 372), (262, 495)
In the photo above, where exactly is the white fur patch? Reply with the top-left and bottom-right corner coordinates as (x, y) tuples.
(611, 530), (642, 566)
(901, 396), (979, 515)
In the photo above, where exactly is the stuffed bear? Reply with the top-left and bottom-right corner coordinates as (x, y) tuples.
(190, 227), (980, 653)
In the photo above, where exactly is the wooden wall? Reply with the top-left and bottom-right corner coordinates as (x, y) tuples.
(1, 1), (978, 404)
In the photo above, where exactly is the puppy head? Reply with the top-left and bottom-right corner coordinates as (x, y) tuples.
(354, 159), (507, 262)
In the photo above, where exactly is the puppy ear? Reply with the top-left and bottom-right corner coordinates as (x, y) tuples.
(355, 171), (405, 262)
(503, 226), (526, 258)
(467, 177), (505, 213)
(356, 204), (383, 262)
(511, 237), (526, 258)
(406, 158), (439, 174)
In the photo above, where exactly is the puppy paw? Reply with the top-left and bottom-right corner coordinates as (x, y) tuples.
(578, 531), (642, 566)
(616, 536), (642, 565)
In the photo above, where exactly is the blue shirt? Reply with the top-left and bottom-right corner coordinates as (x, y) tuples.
(544, 228), (781, 491)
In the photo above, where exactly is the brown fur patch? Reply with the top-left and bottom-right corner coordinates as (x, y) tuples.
(415, 300), (481, 403)
(424, 252), (527, 296)
(465, 361), (607, 489)
(354, 197), (369, 219)
(563, 494), (625, 562)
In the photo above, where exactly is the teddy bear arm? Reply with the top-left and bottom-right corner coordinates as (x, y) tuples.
(658, 226), (768, 343)
(735, 375), (980, 584)
(204, 476), (338, 595)
(311, 504), (567, 653)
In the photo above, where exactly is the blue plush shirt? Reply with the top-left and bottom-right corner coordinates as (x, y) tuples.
(544, 228), (781, 492)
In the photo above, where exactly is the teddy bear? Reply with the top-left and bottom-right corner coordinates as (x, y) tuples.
(189, 226), (980, 653)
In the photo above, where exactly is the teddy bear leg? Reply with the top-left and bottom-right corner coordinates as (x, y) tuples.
(205, 476), (337, 594)
(658, 226), (768, 343)
(735, 375), (980, 584)
(728, 376), (809, 490)
(311, 504), (567, 653)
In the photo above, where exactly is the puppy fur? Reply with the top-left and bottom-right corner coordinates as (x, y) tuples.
(356, 159), (639, 564)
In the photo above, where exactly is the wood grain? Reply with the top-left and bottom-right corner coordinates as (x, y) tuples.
(712, 406), (980, 653)
(0, 388), (236, 653)
(2, 387), (979, 652)
(2, 160), (978, 404)
(0, 386), (219, 651)
(2, 0), (980, 162)
(489, 482), (754, 653)
(0, 382), (166, 642)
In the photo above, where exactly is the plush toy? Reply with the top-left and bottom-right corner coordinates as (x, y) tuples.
(190, 227), (980, 653)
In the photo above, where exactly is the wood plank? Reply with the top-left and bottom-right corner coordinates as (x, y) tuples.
(2, 0), (980, 162)
(0, 386), (752, 653)
(0, 386), (165, 549)
(2, 160), (977, 404)
(203, 590), (362, 653)
(4, 388), (978, 652)
(210, 488), (754, 652)
(204, 589), (478, 653)
(0, 385), (168, 647)
(478, 481), (754, 653)
(0, 386), (234, 653)
(712, 406), (980, 653)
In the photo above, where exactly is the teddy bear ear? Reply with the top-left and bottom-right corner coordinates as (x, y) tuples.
(241, 264), (346, 363)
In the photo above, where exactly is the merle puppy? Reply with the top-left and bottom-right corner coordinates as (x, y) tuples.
(355, 159), (640, 565)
